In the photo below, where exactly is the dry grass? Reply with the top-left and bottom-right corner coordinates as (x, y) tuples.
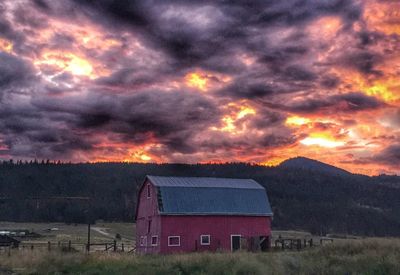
(0, 238), (399, 274)
(0, 222), (135, 244)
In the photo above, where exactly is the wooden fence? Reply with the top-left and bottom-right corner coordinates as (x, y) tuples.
(273, 238), (334, 250)
(0, 238), (332, 254)
(0, 240), (136, 254)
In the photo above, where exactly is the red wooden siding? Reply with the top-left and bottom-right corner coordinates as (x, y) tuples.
(136, 180), (161, 254)
(136, 178), (272, 254)
(160, 215), (271, 253)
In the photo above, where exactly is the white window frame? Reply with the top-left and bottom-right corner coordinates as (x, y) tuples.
(200, 234), (210, 245)
(147, 183), (151, 198)
(151, 235), (158, 246)
(230, 234), (241, 251)
(140, 236), (147, 247)
(168, 236), (181, 247)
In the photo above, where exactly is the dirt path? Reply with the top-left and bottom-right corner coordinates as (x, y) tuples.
(91, 226), (113, 238)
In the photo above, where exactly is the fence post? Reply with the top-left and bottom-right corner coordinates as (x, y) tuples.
(113, 240), (117, 252)
(122, 243), (124, 252)
(68, 240), (72, 252)
(86, 223), (91, 253)
(48, 241), (51, 251)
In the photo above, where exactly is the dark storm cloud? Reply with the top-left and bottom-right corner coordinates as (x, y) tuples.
(30, 89), (220, 154)
(12, 3), (49, 29)
(218, 66), (318, 100)
(219, 81), (275, 99)
(320, 75), (341, 89)
(65, 0), (363, 72)
(85, 91), (218, 137)
(0, 3), (22, 42)
(259, 134), (297, 148)
(339, 50), (384, 76)
(256, 43), (309, 70)
(95, 68), (169, 89)
(26, 0), (366, 100)
(0, 53), (36, 98)
(388, 110), (400, 127)
(250, 109), (286, 129)
(284, 65), (318, 81)
(290, 92), (385, 113)
(3, 0), (398, 175)
(371, 143), (400, 166)
(259, 92), (385, 114)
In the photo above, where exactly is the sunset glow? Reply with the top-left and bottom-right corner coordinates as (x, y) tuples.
(300, 137), (345, 148)
(37, 52), (92, 76)
(286, 116), (311, 126)
(0, 38), (12, 53)
(0, 0), (399, 175)
(186, 72), (208, 91)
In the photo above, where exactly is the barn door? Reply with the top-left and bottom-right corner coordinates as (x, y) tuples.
(231, 235), (241, 251)
(260, 236), (270, 251)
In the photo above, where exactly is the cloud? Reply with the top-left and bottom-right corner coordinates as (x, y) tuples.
(26, 89), (220, 156)
(260, 92), (386, 114)
(339, 50), (384, 76)
(0, 0), (399, 174)
(371, 143), (400, 166)
(0, 53), (36, 98)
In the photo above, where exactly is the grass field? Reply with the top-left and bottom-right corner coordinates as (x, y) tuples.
(0, 223), (399, 274)
(0, 222), (135, 252)
(0, 221), (135, 242)
(0, 238), (399, 274)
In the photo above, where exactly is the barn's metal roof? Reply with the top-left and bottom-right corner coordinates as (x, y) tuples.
(147, 176), (264, 189)
(146, 176), (273, 216)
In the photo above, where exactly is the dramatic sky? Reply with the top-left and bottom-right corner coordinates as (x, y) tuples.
(0, 0), (399, 175)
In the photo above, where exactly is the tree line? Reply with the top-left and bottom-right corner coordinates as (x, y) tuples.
(0, 161), (399, 236)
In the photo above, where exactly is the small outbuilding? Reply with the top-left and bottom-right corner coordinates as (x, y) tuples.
(0, 235), (20, 248)
(135, 176), (273, 254)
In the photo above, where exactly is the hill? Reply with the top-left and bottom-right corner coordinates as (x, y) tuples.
(279, 157), (351, 176)
(0, 159), (399, 236)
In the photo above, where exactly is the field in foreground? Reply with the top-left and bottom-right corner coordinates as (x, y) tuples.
(0, 238), (399, 275)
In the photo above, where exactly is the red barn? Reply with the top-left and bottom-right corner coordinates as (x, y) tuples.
(135, 176), (273, 254)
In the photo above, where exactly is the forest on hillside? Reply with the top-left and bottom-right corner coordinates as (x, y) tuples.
(0, 161), (399, 237)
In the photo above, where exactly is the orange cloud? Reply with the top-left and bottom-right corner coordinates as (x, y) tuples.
(33, 50), (110, 79)
(212, 101), (256, 134)
(185, 70), (231, 91)
(186, 72), (208, 91)
(308, 16), (342, 39)
(0, 38), (13, 53)
(285, 116), (311, 126)
(300, 134), (345, 148)
(364, 1), (400, 35)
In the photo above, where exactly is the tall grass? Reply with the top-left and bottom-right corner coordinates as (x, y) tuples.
(0, 238), (399, 275)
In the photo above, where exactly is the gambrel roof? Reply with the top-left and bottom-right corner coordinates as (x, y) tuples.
(146, 175), (273, 216)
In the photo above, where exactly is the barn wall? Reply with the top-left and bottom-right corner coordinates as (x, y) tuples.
(136, 180), (161, 254)
(159, 215), (271, 253)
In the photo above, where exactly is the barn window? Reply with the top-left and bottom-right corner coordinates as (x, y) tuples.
(147, 220), (151, 234)
(140, 236), (147, 246)
(168, 236), (180, 246)
(151, 235), (158, 246)
(147, 184), (151, 198)
(200, 235), (210, 245)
